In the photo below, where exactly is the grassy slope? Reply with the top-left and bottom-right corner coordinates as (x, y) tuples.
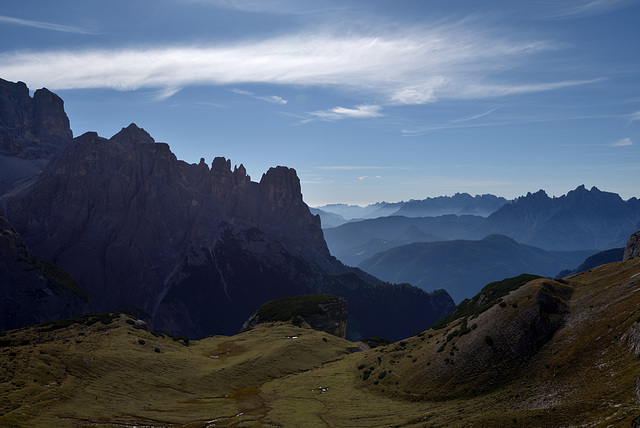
(0, 318), (357, 427)
(2, 258), (640, 427)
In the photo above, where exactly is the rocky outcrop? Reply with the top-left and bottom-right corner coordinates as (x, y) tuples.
(0, 78), (72, 158)
(624, 231), (640, 261)
(0, 213), (86, 330)
(241, 295), (348, 338)
(0, 78), (72, 195)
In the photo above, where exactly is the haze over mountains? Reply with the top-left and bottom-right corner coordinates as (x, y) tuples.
(319, 184), (639, 301)
(312, 193), (509, 228)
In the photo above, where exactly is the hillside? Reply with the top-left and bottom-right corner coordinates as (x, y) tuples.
(358, 234), (586, 303)
(2, 256), (640, 427)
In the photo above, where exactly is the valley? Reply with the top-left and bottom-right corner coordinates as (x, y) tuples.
(2, 257), (640, 426)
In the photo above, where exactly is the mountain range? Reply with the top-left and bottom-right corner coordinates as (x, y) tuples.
(0, 78), (453, 341)
(323, 186), (639, 301)
(313, 193), (509, 228)
(358, 234), (595, 303)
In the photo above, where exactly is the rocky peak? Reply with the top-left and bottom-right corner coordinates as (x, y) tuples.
(259, 166), (303, 209)
(0, 78), (72, 159)
(624, 231), (640, 261)
(211, 156), (232, 174)
(110, 123), (155, 147)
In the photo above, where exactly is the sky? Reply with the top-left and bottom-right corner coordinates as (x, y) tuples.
(0, 0), (639, 206)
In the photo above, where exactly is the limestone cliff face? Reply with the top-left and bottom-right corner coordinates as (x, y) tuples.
(0, 213), (86, 330)
(5, 124), (332, 322)
(0, 78), (71, 159)
(0, 78), (72, 195)
(624, 231), (640, 261)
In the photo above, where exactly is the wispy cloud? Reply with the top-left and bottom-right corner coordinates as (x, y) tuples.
(230, 88), (287, 104)
(316, 165), (409, 171)
(308, 104), (382, 121)
(401, 111), (622, 137)
(186, 0), (336, 15)
(542, 0), (633, 18)
(612, 137), (633, 147)
(149, 87), (182, 102)
(0, 15), (96, 34)
(451, 108), (498, 123)
(0, 21), (598, 107)
(630, 111), (640, 123)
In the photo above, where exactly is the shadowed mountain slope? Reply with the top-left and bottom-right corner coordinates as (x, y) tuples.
(0, 213), (86, 330)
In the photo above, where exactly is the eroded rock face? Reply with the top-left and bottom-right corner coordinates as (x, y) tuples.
(0, 78), (72, 195)
(6, 124), (331, 319)
(624, 231), (640, 261)
(0, 78), (71, 159)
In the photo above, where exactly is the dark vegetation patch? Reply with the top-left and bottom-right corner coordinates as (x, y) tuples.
(255, 294), (341, 323)
(360, 337), (392, 348)
(33, 259), (89, 301)
(36, 312), (124, 332)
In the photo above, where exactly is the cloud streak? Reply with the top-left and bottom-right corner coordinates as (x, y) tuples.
(230, 88), (287, 104)
(542, 0), (633, 18)
(316, 165), (409, 171)
(308, 104), (382, 121)
(612, 137), (633, 147)
(0, 15), (95, 34)
(0, 22), (598, 106)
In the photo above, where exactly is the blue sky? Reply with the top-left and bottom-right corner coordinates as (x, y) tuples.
(1, 0), (639, 206)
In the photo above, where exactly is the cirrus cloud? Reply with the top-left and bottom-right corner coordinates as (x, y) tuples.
(612, 137), (633, 147)
(0, 21), (599, 107)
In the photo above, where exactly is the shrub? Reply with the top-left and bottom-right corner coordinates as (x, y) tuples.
(485, 336), (494, 346)
(138, 339), (146, 345)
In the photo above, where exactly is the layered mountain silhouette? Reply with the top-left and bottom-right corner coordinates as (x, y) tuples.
(314, 193), (508, 228)
(359, 234), (588, 303)
(325, 186), (640, 269)
(479, 186), (640, 251)
(0, 79), (453, 341)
